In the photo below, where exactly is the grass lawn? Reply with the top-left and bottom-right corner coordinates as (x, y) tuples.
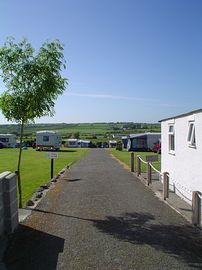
(0, 147), (89, 206)
(109, 148), (161, 172)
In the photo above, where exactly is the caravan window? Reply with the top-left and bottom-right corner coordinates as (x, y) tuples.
(187, 122), (196, 147)
(168, 125), (175, 153)
(43, 136), (49, 142)
(0, 138), (9, 142)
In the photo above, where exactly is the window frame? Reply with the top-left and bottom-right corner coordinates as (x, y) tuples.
(187, 121), (196, 148)
(43, 136), (49, 142)
(168, 124), (175, 154)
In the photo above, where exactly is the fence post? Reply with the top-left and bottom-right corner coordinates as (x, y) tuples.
(131, 152), (134, 173)
(147, 162), (152, 185)
(163, 172), (169, 200)
(3, 173), (18, 233)
(137, 156), (141, 176)
(192, 191), (201, 226)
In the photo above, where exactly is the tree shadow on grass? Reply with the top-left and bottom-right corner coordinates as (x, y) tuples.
(93, 212), (202, 268)
(39, 149), (76, 153)
(4, 224), (64, 270)
(58, 149), (76, 153)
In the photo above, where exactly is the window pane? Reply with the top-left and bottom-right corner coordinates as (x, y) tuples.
(0, 138), (8, 142)
(171, 135), (175, 150)
(169, 134), (175, 151)
(169, 126), (174, 132)
(188, 123), (193, 142)
(192, 127), (196, 146)
(187, 122), (196, 147)
(43, 136), (49, 142)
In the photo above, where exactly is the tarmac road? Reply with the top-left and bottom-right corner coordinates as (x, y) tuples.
(4, 149), (202, 270)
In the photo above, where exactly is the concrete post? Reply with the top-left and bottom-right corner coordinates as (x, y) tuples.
(192, 191), (201, 226)
(0, 176), (4, 236)
(3, 173), (18, 233)
(147, 163), (152, 185)
(0, 172), (11, 236)
(163, 172), (169, 200)
(137, 156), (141, 176)
(131, 152), (134, 173)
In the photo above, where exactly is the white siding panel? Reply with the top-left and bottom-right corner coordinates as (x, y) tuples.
(161, 112), (202, 205)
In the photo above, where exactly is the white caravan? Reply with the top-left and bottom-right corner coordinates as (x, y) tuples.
(66, 139), (79, 148)
(36, 131), (61, 150)
(0, 134), (16, 148)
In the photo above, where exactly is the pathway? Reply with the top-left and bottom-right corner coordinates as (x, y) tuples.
(4, 149), (202, 270)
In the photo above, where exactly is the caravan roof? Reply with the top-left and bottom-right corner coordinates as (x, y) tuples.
(36, 130), (59, 134)
(0, 134), (16, 137)
(78, 140), (91, 144)
(129, 132), (161, 138)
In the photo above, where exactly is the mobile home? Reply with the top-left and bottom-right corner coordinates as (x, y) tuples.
(78, 140), (91, 148)
(0, 134), (16, 148)
(36, 131), (61, 150)
(127, 133), (161, 151)
(160, 109), (202, 205)
(109, 140), (117, 148)
(66, 139), (79, 148)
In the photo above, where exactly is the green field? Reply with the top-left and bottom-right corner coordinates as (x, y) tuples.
(109, 149), (161, 172)
(0, 148), (89, 206)
(0, 122), (161, 138)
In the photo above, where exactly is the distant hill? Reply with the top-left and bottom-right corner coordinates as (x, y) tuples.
(0, 122), (161, 138)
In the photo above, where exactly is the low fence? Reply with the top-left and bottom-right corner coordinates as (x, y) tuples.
(130, 153), (202, 227)
(0, 171), (18, 236)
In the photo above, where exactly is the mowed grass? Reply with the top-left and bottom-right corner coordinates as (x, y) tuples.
(0, 147), (89, 206)
(109, 149), (161, 172)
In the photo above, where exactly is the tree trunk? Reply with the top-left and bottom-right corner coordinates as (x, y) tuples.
(17, 121), (24, 208)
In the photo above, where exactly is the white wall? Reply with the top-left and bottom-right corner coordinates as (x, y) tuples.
(161, 112), (202, 204)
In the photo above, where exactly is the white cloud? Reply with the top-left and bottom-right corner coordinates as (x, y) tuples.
(66, 92), (188, 108)
(66, 92), (159, 102)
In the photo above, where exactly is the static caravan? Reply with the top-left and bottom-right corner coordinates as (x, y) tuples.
(36, 131), (61, 150)
(0, 134), (16, 148)
(78, 140), (91, 148)
(66, 139), (79, 148)
(109, 140), (117, 148)
(160, 109), (202, 206)
(127, 133), (161, 151)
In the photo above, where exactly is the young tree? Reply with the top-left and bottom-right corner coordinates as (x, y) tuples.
(0, 37), (67, 207)
(73, 132), (80, 139)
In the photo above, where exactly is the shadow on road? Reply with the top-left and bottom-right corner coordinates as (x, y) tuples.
(93, 212), (202, 268)
(10, 210), (202, 268)
(4, 224), (64, 270)
(67, 178), (82, 182)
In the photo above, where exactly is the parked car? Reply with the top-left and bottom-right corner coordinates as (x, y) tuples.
(153, 141), (161, 154)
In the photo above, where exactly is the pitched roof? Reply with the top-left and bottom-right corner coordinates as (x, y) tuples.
(159, 108), (202, 122)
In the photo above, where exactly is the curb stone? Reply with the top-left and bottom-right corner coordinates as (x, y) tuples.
(25, 166), (68, 210)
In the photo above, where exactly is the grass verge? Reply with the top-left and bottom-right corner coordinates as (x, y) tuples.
(0, 147), (89, 206)
(109, 148), (161, 172)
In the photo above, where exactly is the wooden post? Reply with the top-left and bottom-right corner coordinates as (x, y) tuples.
(192, 191), (201, 226)
(131, 152), (134, 173)
(51, 159), (54, 179)
(137, 156), (141, 176)
(163, 172), (169, 200)
(147, 162), (152, 185)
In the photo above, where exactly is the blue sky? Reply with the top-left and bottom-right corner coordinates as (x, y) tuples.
(0, 0), (202, 124)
